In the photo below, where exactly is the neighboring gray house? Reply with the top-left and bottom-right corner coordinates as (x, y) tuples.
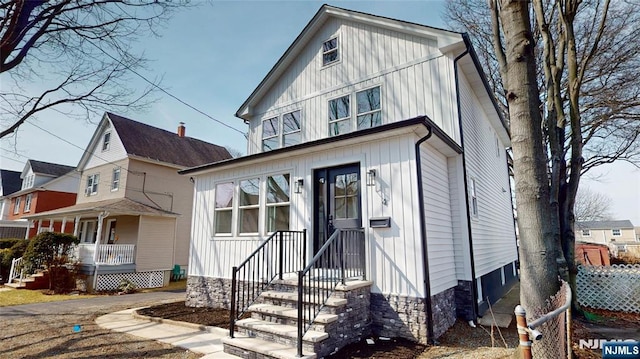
(0, 169), (26, 238)
(182, 5), (518, 358)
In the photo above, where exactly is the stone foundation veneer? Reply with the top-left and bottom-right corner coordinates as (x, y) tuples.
(186, 276), (232, 309)
(370, 288), (457, 344)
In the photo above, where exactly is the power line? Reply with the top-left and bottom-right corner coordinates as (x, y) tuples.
(86, 40), (248, 137)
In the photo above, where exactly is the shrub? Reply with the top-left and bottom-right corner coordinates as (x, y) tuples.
(0, 239), (29, 284)
(117, 278), (137, 294)
(0, 238), (23, 249)
(23, 232), (79, 292)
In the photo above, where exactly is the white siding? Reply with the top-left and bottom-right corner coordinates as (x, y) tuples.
(245, 17), (459, 154)
(85, 122), (128, 170)
(43, 172), (79, 193)
(447, 156), (472, 281)
(136, 216), (175, 271)
(459, 73), (518, 277)
(190, 133), (432, 297)
(421, 143), (457, 294)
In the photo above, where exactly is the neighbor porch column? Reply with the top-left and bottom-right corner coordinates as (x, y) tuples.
(48, 219), (54, 232)
(93, 213), (105, 263)
(61, 217), (67, 233)
(37, 219), (42, 233)
(25, 220), (32, 239)
(73, 216), (81, 237)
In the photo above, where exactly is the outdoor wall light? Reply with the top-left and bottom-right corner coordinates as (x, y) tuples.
(294, 178), (304, 194)
(366, 169), (377, 186)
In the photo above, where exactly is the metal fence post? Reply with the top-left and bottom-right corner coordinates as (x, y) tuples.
(515, 305), (533, 359)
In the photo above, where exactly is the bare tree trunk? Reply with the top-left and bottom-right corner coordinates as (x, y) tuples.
(492, 0), (560, 314)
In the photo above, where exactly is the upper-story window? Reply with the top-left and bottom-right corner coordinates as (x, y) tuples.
(102, 132), (111, 151)
(329, 86), (382, 136)
(111, 168), (121, 191)
(86, 173), (99, 195)
(582, 229), (591, 236)
(262, 110), (302, 152)
(13, 197), (21, 214)
(262, 117), (279, 151)
(470, 178), (478, 217)
(24, 194), (32, 212)
(356, 87), (381, 130)
(322, 37), (339, 66)
(329, 95), (351, 136)
(22, 174), (34, 190)
(612, 229), (621, 236)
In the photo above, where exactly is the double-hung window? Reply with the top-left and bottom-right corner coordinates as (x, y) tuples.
(86, 174), (99, 195)
(238, 179), (260, 234)
(214, 182), (234, 235)
(13, 197), (21, 214)
(111, 168), (121, 191)
(470, 178), (478, 217)
(322, 37), (339, 66)
(262, 117), (279, 151)
(612, 229), (621, 236)
(356, 87), (381, 130)
(329, 95), (351, 136)
(24, 194), (32, 212)
(283, 110), (301, 146)
(266, 174), (290, 232)
(102, 132), (111, 151)
(581, 229), (590, 236)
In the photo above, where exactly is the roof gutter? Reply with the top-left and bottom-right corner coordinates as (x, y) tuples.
(415, 121), (435, 344)
(455, 34), (478, 320)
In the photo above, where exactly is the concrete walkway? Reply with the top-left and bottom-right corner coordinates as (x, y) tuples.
(96, 308), (241, 359)
(477, 282), (520, 328)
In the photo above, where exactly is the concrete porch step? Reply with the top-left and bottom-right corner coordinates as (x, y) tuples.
(260, 290), (347, 307)
(4, 282), (26, 289)
(236, 318), (329, 343)
(223, 337), (316, 359)
(249, 303), (338, 324)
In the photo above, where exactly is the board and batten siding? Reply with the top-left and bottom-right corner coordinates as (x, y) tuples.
(135, 216), (176, 272)
(420, 143), (458, 295)
(190, 133), (436, 297)
(245, 17), (459, 155)
(458, 72), (517, 278)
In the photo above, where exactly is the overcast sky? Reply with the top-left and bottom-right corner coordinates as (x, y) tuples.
(1, 1), (638, 225)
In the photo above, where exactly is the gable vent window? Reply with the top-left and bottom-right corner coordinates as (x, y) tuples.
(86, 173), (99, 196)
(329, 95), (351, 136)
(322, 37), (339, 66)
(102, 132), (111, 151)
(262, 117), (279, 151)
(356, 87), (381, 130)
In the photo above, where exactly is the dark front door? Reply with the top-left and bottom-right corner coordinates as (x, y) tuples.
(313, 163), (362, 253)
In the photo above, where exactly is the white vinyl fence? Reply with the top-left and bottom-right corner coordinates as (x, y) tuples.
(576, 264), (640, 313)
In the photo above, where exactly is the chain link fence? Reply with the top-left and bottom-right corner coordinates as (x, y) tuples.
(576, 264), (640, 313)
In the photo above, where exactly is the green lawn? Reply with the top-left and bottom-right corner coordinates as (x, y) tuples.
(0, 279), (186, 307)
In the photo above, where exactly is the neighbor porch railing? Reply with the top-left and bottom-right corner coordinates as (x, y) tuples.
(229, 230), (307, 338)
(8, 256), (26, 284)
(296, 228), (365, 356)
(77, 244), (135, 265)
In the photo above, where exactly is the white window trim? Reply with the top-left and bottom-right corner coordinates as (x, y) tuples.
(470, 177), (479, 218)
(86, 173), (99, 196)
(581, 229), (591, 236)
(321, 35), (340, 67)
(612, 229), (621, 236)
(355, 85), (382, 130)
(213, 181), (235, 237)
(328, 94), (351, 136)
(24, 194), (32, 212)
(102, 132), (111, 151)
(282, 109), (302, 146)
(111, 168), (121, 191)
(265, 173), (291, 234)
(238, 178), (261, 236)
(13, 197), (21, 214)
(262, 110), (303, 152)
(262, 116), (280, 151)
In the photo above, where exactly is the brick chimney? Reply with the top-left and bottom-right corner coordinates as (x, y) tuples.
(177, 122), (186, 137)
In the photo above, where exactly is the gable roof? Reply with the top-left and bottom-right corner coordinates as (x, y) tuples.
(235, 4), (463, 120)
(78, 112), (232, 170)
(577, 220), (635, 230)
(28, 160), (75, 177)
(0, 169), (22, 195)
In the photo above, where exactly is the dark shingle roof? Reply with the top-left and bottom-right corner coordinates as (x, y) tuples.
(107, 112), (232, 167)
(28, 160), (75, 177)
(577, 220), (635, 230)
(0, 169), (23, 195)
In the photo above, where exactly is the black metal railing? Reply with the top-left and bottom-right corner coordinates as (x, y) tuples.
(296, 228), (365, 356)
(229, 230), (306, 337)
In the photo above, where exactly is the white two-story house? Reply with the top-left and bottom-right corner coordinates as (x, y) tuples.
(181, 5), (518, 355)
